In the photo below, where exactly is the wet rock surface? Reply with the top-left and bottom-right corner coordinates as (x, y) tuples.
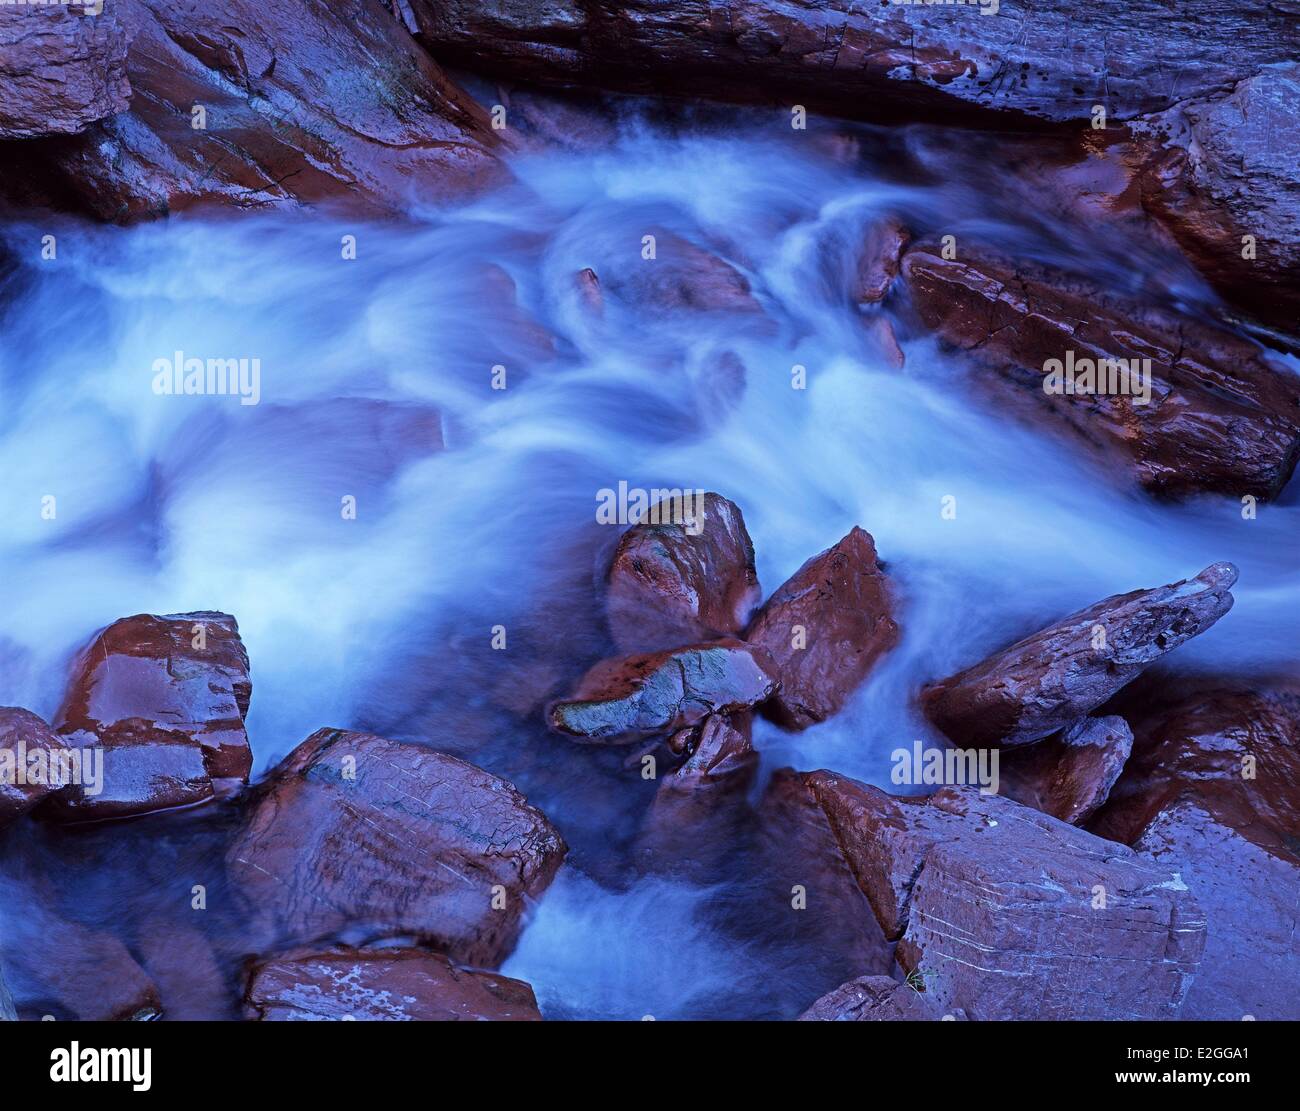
(746, 526), (898, 730)
(227, 728), (566, 966)
(47, 611), (252, 820)
(0, 5), (130, 140)
(606, 492), (761, 654)
(902, 245), (1300, 499)
(548, 639), (777, 742)
(804, 774), (1205, 1020)
(0, 707), (70, 826)
(922, 563), (1237, 748)
(798, 974), (941, 1022)
(998, 715), (1133, 825)
(8, 0), (500, 219)
(245, 947), (543, 1021)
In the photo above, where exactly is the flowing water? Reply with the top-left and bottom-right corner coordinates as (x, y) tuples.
(1, 106), (1297, 1019)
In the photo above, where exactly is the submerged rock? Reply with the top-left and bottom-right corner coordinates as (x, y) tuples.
(606, 491), (761, 654)
(0, 5), (130, 139)
(921, 563), (1237, 748)
(245, 947), (542, 1021)
(746, 526), (898, 730)
(803, 773), (1205, 1020)
(548, 639), (777, 742)
(998, 715), (1134, 825)
(902, 245), (1300, 499)
(47, 611), (253, 820)
(227, 729), (566, 966)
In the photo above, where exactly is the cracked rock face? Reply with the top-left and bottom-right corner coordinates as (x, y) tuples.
(1134, 803), (1300, 1021)
(47, 611), (253, 820)
(606, 492), (762, 654)
(804, 774), (1206, 1021)
(548, 639), (777, 742)
(921, 563), (1237, 749)
(999, 715), (1134, 825)
(746, 526), (898, 731)
(226, 729), (567, 967)
(0, 5), (130, 139)
(902, 244), (1300, 500)
(244, 948), (542, 1021)
(15, 0), (500, 219)
(407, 1), (1299, 124)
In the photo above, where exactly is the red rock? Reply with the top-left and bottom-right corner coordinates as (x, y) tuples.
(575, 267), (603, 315)
(998, 715), (1133, 825)
(244, 947), (542, 1021)
(0, 5), (129, 139)
(798, 974), (940, 1022)
(746, 526), (898, 730)
(1090, 687), (1300, 865)
(606, 491), (761, 654)
(47, 611), (252, 820)
(226, 729), (566, 967)
(921, 563), (1237, 749)
(547, 639), (777, 742)
(17, 0), (500, 219)
(407, 1), (1298, 126)
(804, 773), (1205, 1020)
(902, 244), (1300, 499)
(1134, 63), (1300, 331)
(0, 707), (71, 826)
(594, 230), (758, 315)
(855, 218), (908, 304)
(1135, 803), (1299, 1020)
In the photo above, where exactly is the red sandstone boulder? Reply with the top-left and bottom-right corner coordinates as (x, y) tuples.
(0, 5), (130, 139)
(855, 218), (908, 305)
(226, 729), (566, 967)
(746, 526), (898, 730)
(244, 947), (542, 1021)
(46, 611), (252, 820)
(803, 773), (1205, 1020)
(547, 639), (777, 742)
(1134, 803), (1299, 1020)
(606, 492), (761, 654)
(1090, 687), (1300, 865)
(586, 230), (759, 316)
(902, 245), (1300, 499)
(998, 715), (1133, 825)
(10, 0), (499, 219)
(798, 974), (942, 1022)
(0, 707), (71, 826)
(921, 563), (1237, 749)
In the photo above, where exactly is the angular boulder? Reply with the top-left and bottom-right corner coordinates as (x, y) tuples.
(0, 707), (71, 826)
(999, 715), (1133, 825)
(1091, 687), (1300, 864)
(921, 563), (1237, 749)
(902, 244), (1300, 499)
(244, 947), (542, 1021)
(606, 491), (761, 654)
(13, 0), (499, 219)
(804, 773), (1205, 1020)
(407, 1), (1299, 126)
(547, 640), (777, 742)
(798, 974), (941, 1022)
(1134, 803), (1299, 1020)
(855, 218), (908, 305)
(48, 611), (252, 820)
(746, 526), (898, 730)
(226, 729), (566, 967)
(0, 5), (130, 139)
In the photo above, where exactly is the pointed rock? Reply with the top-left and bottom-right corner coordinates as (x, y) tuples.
(999, 715), (1133, 825)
